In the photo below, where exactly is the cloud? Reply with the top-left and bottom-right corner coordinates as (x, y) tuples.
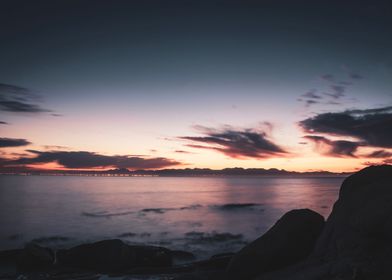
(349, 73), (363, 80)
(300, 70), (363, 108)
(302, 90), (322, 99)
(6, 150), (180, 169)
(383, 158), (392, 164)
(324, 85), (346, 99)
(362, 158), (392, 166)
(179, 125), (287, 159)
(0, 83), (50, 113)
(305, 99), (319, 107)
(0, 138), (31, 148)
(320, 74), (334, 82)
(364, 150), (392, 158)
(0, 121), (8, 125)
(299, 106), (392, 148)
(175, 150), (194, 154)
(298, 90), (323, 107)
(42, 145), (69, 150)
(304, 135), (361, 157)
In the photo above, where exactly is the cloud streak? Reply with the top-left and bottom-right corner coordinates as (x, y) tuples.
(0, 83), (50, 113)
(6, 150), (181, 170)
(364, 150), (392, 159)
(179, 125), (287, 159)
(298, 70), (364, 107)
(0, 138), (31, 148)
(299, 106), (392, 148)
(304, 135), (361, 157)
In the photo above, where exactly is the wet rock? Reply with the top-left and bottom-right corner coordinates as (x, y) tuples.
(226, 209), (325, 280)
(172, 250), (197, 262)
(17, 243), (55, 271)
(196, 253), (235, 270)
(57, 239), (172, 272)
(0, 249), (22, 264)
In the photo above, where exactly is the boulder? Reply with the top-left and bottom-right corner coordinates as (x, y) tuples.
(254, 165), (392, 280)
(310, 164), (392, 278)
(17, 243), (54, 271)
(226, 209), (324, 280)
(57, 239), (172, 272)
(172, 250), (197, 263)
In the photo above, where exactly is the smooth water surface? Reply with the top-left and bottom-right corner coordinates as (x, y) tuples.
(0, 175), (343, 259)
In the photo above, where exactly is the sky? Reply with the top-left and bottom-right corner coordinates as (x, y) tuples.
(0, 0), (391, 172)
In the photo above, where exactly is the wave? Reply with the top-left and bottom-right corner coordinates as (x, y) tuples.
(212, 203), (263, 211)
(81, 210), (134, 218)
(140, 204), (202, 214)
(82, 204), (201, 218)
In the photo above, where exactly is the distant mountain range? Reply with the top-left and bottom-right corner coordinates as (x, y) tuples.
(0, 167), (351, 177)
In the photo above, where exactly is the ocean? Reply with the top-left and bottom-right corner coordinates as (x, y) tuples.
(0, 175), (343, 260)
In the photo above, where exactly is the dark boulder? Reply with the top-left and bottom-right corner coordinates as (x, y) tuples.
(172, 250), (197, 263)
(255, 165), (392, 280)
(57, 239), (172, 272)
(310, 165), (392, 278)
(226, 209), (324, 280)
(17, 243), (54, 271)
(0, 249), (22, 264)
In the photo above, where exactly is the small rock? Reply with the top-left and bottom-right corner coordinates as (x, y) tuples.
(57, 239), (172, 272)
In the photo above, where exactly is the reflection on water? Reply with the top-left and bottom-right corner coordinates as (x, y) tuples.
(0, 175), (343, 258)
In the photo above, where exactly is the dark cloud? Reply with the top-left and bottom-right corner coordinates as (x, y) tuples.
(7, 150), (180, 169)
(0, 121), (8, 125)
(349, 73), (363, 80)
(175, 150), (194, 154)
(324, 85), (346, 99)
(299, 106), (392, 148)
(320, 74), (334, 82)
(0, 137), (31, 148)
(302, 70), (363, 108)
(43, 145), (69, 150)
(302, 90), (322, 99)
(347, 107), (392, 114)
(383, 158), (392, 164)
(0, 83), (50, 113)
(305, 99), (319, 107)
(365, 150), (392, 158)
(338, 81), (352, 86)
(326, 100), (342, 105)
(180, 126), (287, 159)
(362, 158), (392, 166)
(298, 90), (323, 107)
(304, 135), (361, 157)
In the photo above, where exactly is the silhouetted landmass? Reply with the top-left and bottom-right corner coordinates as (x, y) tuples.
(0, 167), (350, 177)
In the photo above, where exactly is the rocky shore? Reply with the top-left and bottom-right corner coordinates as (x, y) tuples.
(0, 165), (391, 280)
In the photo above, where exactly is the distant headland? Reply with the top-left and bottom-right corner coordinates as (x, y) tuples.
(0, 167), (351, 177)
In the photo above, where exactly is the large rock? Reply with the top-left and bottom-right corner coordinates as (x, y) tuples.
(57, 239), (172, 272)
(226, 209), (324, 280)
(311, 164), (392, 278)
(255, 165), (392, 280)
(17, 243), (54, 271)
